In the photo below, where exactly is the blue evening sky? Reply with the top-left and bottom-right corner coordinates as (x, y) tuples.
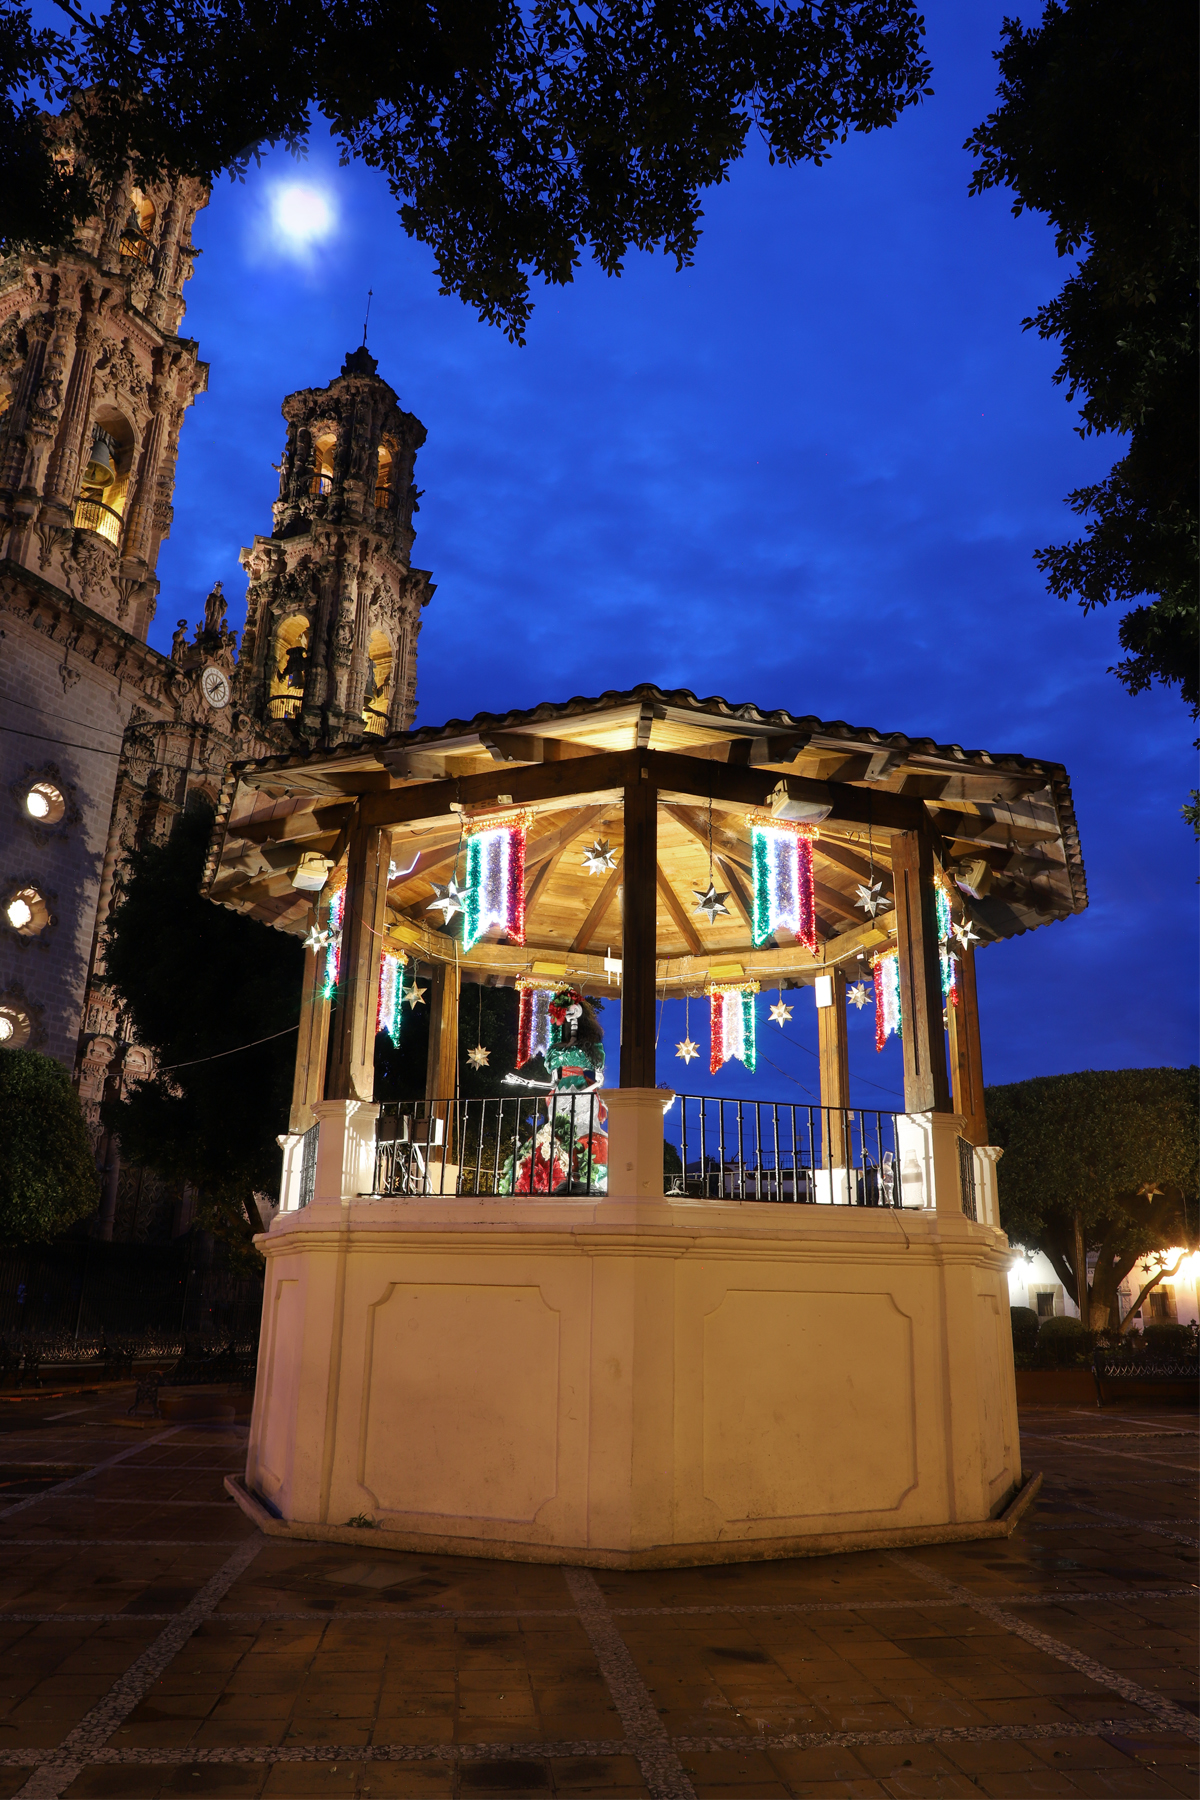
(153, 1), (1197, 1105)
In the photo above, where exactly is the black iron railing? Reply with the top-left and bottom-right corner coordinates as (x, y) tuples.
(374, 1094), (607, 1197)
(667, 1096), (903, 1206)
(298, 1122), (319, 1209)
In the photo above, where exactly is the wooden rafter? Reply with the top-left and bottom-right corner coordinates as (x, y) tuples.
(656, 865), (702, 955)
(572, 858), (623, 952)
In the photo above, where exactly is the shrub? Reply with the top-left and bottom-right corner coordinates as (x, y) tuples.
(1036, 1315), (1094, 1365)
(1141, 1322), (1198, 1361)
(1010, 1306), (1040, 1354)
(0, 1048), (99, 1241)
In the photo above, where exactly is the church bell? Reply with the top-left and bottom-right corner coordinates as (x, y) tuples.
(82, 428), (117, 493)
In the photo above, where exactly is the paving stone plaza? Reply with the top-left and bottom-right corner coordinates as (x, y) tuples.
(0, 1391), (1190, 1798)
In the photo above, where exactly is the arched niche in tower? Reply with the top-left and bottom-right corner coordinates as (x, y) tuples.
(362, 629), (393, 737)
(121, 187), (157, 264)
(375, 442), (393, 513)
(74, 405), (136, 548)
(310, 432), (336, 498)
(268, 613), (310, 722)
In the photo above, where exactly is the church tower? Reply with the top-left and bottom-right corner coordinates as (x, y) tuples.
(236, 347), (434, 748)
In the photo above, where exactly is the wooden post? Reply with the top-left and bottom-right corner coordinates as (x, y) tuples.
(425, 961), (461, 1101)
(817, 969), (851, 1165)
(890, 829), (952, 1113)
(948, 943), (988, 1144)
(620, 767), (658, 1088)
(325, 815), (389, 1101)
(288, 921), (331, 1132)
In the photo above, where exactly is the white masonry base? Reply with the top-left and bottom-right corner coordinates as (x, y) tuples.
(245, 1089), (1021, 1568)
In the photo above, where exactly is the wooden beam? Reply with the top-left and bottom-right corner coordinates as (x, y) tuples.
(949, 943), (988, 1145)
(621, 775), (657, 1088)
(288, 926), (331, 1133)
(358, 749), (926, 833)
(572, 858), (624, 953)
(236, 801), (354, 847)
(715, 855), (754, 932)
(425, 961), (461, 1103)
(325, 818), (389, 1102)
(817, 968), (850, 1166)
(523, 853), (559, 923)
(525, 804), (605, 869)
(891, 830), (951, 1114)
(813, 878), (860, 923)
(656, 865), (703, 955)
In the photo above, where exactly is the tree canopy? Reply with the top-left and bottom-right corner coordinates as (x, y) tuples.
(0, 1047), (100, 1242)
(988, 1067), (1199, 1331)
(3, 0), (931, 338)
(100, 799), (302, 1256)
(967, 0), (1198, 736)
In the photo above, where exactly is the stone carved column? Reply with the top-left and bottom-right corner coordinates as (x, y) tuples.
(0, 311), (52, 492)
(122, 387), (172, 566)
(146, 186), (183, 330)
(44, 309), (105, 513)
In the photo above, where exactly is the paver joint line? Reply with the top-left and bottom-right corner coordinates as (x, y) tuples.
(0, 1429), (183, 1522)
(10, 1532), (264, 1800)
(562, 1565), (697, 1800)
(888, 1550), (1199, 1738)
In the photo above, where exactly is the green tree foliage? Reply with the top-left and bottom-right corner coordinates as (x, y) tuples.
(988, 1068), (1199, 1332)
(967, 1), (1198, 724)
(0, 1047), (100, 1241)
(100, 800), (302, 1256)
(1, 0), (931, 339)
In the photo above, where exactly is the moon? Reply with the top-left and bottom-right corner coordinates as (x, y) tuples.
(270, 185), (336, 251)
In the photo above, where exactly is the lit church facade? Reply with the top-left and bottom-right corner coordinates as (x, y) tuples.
(0, 146), (433, 1234)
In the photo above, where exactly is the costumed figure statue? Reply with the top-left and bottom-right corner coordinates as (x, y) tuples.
(507, 987), (608, 1194)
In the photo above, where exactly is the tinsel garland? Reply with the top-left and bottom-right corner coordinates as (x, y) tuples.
(935, 886), (959, 1006)
(708, 982), (759, 1074)
(462, 814), (528, 952)
(873, 952), (901, 1052)
(748, 817), (818, 950)
(516, 979), (555, 1068)
(376, 951), (405, 1039)
(321, 885), (346, 1000)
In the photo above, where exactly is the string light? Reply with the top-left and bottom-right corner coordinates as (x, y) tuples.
(462, 812), (529, 951)
(321, 886), (346, 999)
(376, 951), (405, 1038)
(516, 976), (556, 1067)
(872, 951), (901, 1051)
(747, 815), (817, 950)
(936, 885), (959, 1006)
(708, 980), (759, 1074)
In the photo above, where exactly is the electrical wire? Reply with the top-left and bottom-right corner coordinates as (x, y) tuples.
(155, 1024), (298, 1072)
(0, 723), (124, 757)
(4, 691), (126, 734)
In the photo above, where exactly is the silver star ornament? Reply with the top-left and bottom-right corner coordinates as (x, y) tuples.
(404, 983), (427, 1009)
(581, 838), (618, 876)
(467, 1045), (490, 1070)
(768, 1000), (793, 1027)
(675, 1037), (700, 1064)
(426, 878), (466, 924)
(303, 924), (330, 955)
(692, 881), (730, 924)
(951, 918), (980, 949)
(848, 981), (870, 1010)
(854, 879), (889, 917)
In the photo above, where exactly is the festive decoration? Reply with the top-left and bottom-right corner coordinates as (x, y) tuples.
(426, 877), (466, 925)
(467, 1045), (490, 1070)
(302, 923), (329, 955)
(404, 982), (427, 1009)
(935, 886), (959, 1007)
(675, 1036), (700, 1064)
(952, 917), (980, 950)
(872, 952), (901, 1051)
(692, 880), (730, 924)
(462, 812), (529, 951)
(848, 980), (870, 1010)
(581, 838), (617, 875)
(320, 886), (346, 999)
(854, 879), (888, 917)
(768, 999), (793, 1027)
(505, 989), (608, 1194)
(708, 981), (759, 1074)
(516, 978), (556, 1068)
(749, 817), (818, 950)
(376, 951), (405, 1040)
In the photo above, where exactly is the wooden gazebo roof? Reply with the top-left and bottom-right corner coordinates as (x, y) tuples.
(203, 685), (1086, 994)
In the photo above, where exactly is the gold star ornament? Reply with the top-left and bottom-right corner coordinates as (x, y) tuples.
(404, 983), (427, 1009)
(675, 1037), (700, 1064)
(768, 1000), (793, 1027)
(467, 1045), (490, 1070)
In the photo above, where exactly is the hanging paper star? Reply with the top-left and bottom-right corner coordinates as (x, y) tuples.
(426, 878), (466, 924)
(675, 1037), (699, 1064)
(768, 1000), (793, 1027)
(404, 983), (427, 1009)
(581, 838), (617, 875)
(302, 924), (330, 955)
(467, 1045), (490, 1070)
(951, 918), (980, 949)
(848, 981), (870, 1010)
(692, 881), (730, 924)
(854, 880), (889, 917)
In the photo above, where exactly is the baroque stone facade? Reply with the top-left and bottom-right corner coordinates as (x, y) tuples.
(0, 130), (433, 1236)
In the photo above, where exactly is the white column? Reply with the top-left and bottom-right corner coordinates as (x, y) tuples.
(895, 1110), (969, 1212)
(974, 1145), (1004, 1228)
(599, 1087), (672, 1205)
(310, 1098), (380, 1207)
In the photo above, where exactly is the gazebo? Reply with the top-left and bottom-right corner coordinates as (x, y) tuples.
(205, 684), (1085, 1565)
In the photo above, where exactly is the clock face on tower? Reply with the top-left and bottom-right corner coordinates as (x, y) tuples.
(201, 666), (230, 710)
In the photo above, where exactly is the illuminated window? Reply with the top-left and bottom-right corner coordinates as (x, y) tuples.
(4, 888), (49, 937)
(25, 782), (65, 824)
(375, 444), (393, 511)
(74, 410), (134, 546)
(268, 615), (310, 722)
(362, 630), (393, 737)
(310, 433), (336, 497)
(0, 1005), (31, 1049)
